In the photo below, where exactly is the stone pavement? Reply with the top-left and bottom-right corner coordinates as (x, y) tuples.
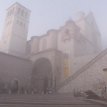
(86, 99), (107, 106)
(0, 94), (106, 107)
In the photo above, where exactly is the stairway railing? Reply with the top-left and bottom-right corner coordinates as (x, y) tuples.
(57, 48), (107, 90)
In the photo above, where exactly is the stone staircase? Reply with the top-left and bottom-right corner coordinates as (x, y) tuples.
(0, 94), (103, 107)
(57, 48), (107, 90)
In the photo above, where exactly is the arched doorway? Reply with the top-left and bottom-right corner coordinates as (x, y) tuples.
(31, 58), (52, 94)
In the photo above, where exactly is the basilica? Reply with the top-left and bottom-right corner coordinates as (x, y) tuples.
(0, 2), (106, 95)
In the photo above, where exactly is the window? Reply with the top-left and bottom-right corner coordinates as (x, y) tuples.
(25, 12), (28, 17)
(16, 20), (19, 24)
(103, 68), (107, 72)
(11, 8), (14, 14)
(6, 20), (11, 26)
(8, 11), (11, 16)
(8, 8), (14, 16)
(21, 10), (24, 17)
(23, 23), (26, 28)
(20, 21), (23, 26)
(16, 20), (26, 28)
(42, 39), (47, 50)
(17, 8), (21, 15)
(7, 12), (10, 16)
(23, 11), (26, 17)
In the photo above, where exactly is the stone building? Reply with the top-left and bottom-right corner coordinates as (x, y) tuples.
(0, 2), (106, 95)
(1, 2), (31, 57)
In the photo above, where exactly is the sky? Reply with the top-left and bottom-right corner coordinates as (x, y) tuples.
(0, 0), (107, 48)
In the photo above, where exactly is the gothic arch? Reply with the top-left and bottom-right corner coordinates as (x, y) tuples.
(31, 58), (52, 94)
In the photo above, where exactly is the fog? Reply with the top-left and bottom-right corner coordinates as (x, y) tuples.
(0, 0), (107, 48)
(0, 1), (107, 106)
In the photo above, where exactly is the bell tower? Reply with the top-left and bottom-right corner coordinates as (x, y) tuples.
(1, 2), (31, 57)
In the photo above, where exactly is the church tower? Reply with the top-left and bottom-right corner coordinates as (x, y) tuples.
(75, 12), (102, 53)
(1, 2), (31, 57)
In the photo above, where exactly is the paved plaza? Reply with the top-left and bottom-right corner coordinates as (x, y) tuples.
(0, 94), (106, 107)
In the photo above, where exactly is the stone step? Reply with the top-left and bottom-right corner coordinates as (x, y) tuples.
(0, 95), (104, 107)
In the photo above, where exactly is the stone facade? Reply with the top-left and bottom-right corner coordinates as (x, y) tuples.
(0, 2), (105, 95)
(58, 49), (107, 96)
(27, 13), (102, 78)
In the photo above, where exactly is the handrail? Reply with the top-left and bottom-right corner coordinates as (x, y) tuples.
(57, 48), (107, 90)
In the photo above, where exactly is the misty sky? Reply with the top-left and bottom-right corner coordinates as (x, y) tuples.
(0, 0), (107, 48)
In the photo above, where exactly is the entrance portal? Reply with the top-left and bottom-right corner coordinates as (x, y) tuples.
(31, 58), (52, 94)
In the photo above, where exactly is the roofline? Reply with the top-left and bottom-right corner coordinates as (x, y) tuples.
(0, 51), (31, 62)
(30, 49), (64, 57)
(7, 2), (31, 12)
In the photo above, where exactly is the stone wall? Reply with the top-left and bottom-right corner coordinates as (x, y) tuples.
(0, 52), (32, 88)
(59, 51), (107, 96)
